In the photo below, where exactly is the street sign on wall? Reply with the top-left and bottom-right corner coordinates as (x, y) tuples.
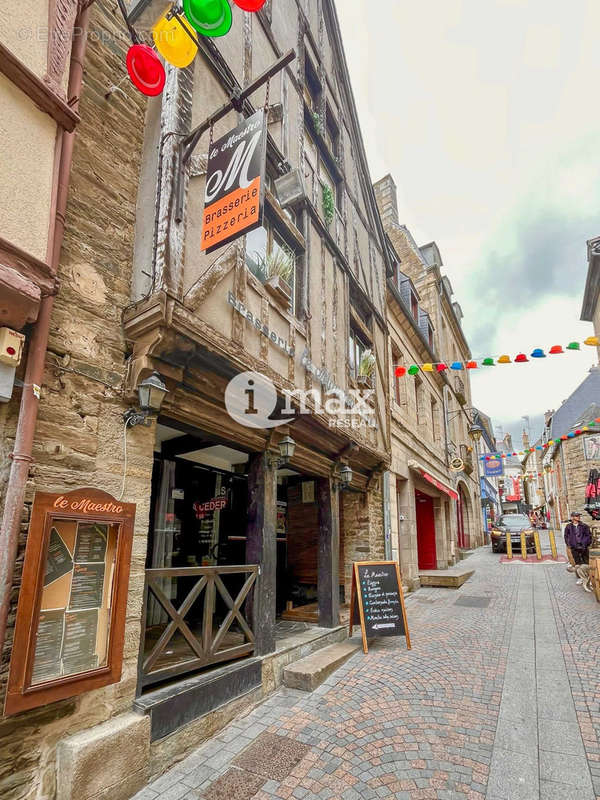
(484, 458), (504, 477)
(201, 109), (267, 253)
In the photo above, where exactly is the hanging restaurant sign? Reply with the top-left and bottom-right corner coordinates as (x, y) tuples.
(202, 109), (267, 253)
(484, 458), (504, 477)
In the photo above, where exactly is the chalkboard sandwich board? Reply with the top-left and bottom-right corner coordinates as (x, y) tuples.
(349, 561), (411, 653)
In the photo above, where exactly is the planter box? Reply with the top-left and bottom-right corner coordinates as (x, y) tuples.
(265, 275), (292, 307)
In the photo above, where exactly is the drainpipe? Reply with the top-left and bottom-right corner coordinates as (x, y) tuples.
(0, 5), (91, 655)
(559, 442), (569, 520)
(442, 385), (450, 467)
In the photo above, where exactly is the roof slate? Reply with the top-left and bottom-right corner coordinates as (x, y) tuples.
(550, 367), (600, 438)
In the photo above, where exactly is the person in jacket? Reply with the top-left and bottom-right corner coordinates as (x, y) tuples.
(564, 512), (592, 567)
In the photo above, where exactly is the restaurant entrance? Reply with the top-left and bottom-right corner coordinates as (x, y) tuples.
(139, 421), (259, 690)
(278, 473), (345, 621)
(139, 421), (343, 692)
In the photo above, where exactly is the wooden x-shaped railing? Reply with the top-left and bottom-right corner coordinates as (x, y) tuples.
(140, 565), (258, 687)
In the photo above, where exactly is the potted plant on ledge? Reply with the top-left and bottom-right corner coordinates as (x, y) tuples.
(262, 248), (294, 308)
(357, 349), (376, 388)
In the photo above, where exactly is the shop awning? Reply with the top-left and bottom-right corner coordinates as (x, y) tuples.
(408, 461), (459, 500)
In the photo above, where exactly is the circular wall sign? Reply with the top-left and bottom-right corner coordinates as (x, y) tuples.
(450, 457), (464, 472)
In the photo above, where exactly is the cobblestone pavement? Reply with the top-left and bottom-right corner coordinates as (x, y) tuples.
(133, 542), (600, 800)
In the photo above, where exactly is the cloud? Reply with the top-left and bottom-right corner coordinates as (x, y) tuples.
(465, 205), (596, 353)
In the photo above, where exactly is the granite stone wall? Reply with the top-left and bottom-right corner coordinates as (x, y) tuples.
(0, 5), (153, 798)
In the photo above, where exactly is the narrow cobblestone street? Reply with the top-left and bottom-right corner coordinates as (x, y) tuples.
(133, 544), (600, 800)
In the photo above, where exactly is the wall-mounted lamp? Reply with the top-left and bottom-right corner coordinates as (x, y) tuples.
(468, 422), (484, 442)
(268, 435), (297, 469)
(332, 463), (353, 490)
(339, 464), (353, 487)
(124, 371), (168, 427)
(277, 434), (296, 466)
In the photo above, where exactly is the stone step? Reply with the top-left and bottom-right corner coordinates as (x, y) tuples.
(418, 567), (474, 588)
(283, 641), (360, 691)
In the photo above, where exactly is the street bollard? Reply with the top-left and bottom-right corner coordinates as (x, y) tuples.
(521, 532), (528, 560)
(505, 531), (513, 559)
(533, 530), (542, 560)
(548, 530), (558, 560)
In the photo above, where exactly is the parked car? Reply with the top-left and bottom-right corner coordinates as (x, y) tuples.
(490, 514), (536, 553)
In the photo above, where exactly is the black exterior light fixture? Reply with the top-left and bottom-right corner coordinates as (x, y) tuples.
(339, 464), (353, 487)
(266, 434), (296, 469)
(332, 462), (353, 490)
(468, 422), (484, 442)
(278, 435), (296, 464)
(124, 371), (168, 427)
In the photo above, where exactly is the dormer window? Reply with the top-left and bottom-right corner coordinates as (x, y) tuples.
(418, 308), (434, 350)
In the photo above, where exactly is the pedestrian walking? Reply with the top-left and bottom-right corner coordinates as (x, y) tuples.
(564, 512), (592, 583)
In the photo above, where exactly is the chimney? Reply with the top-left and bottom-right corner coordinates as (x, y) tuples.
(522, 430), (530, 449)
(373, 174), (399, 228)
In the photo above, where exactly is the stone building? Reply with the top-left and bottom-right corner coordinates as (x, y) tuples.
(541, 367), (600, 530)
(495, 433), (526, 514)
(374, 175), (482, 589)
(0, 0), (87, 646)
(474, 408), (501, 536)
(582, 235), (600, 360)
(521, 430), (547, 523)
(0, 2), (393, 798)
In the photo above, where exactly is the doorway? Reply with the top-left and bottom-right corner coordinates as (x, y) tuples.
(416, 490), (436, 569)
(457, 485), (470, 549)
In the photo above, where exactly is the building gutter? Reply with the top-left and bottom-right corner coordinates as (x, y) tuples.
(0, 4), (91, 655)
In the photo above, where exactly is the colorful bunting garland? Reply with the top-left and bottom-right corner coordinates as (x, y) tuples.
(480, 415), (600, 461)
(117, 0), (267, 97)
(394, 336), (599, 378)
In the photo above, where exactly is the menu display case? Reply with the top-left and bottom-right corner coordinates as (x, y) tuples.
(5, 489), (135, 715)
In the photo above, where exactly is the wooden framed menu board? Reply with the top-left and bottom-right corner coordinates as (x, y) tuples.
(5, 488), (135, 715)
(348, 561), (411, 654)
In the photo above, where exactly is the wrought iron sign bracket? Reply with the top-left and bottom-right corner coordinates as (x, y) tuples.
(174, 48), (296, 223)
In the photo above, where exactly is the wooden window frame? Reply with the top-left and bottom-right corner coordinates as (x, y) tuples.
(391, 345), (403, 406)
(410, 292), (418, 320)
(304, 53), (321, 112)
(325, 103), (340, 159)
(5, 488), (135, 716)
(244, 214), (299, 315)
(427, 323), (434, 350)
(348, 327), (370, 381)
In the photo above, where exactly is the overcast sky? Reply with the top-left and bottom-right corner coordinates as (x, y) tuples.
(336, 0), (599, 441)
